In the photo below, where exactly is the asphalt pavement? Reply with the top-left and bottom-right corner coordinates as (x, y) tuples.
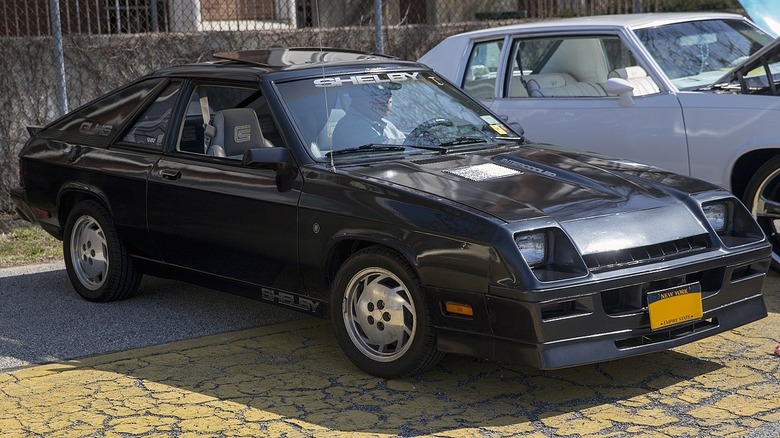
(0, 262), (303, 371)
(0, 263), (778, 436)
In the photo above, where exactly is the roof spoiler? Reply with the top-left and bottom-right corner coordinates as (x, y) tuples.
(27, 125), (44, 136)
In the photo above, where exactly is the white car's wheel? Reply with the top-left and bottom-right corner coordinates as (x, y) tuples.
(63, 200), (141, 302)
(331, 247), (443, 378)
(743, 155), (780, 271)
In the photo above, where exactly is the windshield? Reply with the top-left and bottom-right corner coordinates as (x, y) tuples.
(275, 70), (519, 160)
(635, 19), (773, 90)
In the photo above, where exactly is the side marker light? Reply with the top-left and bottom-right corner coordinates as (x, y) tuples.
(445, 301), (474, 317)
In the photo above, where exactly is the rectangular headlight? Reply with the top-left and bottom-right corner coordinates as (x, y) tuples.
(515, 232), (547, 267)
(703, 202), (728, 233)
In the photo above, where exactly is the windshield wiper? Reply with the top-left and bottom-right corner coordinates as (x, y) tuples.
(326, 144), (405, 157)
(438, 136), (489, 147)
(404, 144), (450, 153)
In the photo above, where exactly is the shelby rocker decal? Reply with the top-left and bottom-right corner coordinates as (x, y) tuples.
(260, 287), (326, 316)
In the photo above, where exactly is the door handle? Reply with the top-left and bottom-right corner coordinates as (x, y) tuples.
(159, 169), (181, 180)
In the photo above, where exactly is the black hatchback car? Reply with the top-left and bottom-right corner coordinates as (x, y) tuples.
(12, 48), (771, 378)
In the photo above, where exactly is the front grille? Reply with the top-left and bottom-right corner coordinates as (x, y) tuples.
(583, 234), (710, 273)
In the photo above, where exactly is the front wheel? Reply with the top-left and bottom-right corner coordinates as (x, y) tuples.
(63, 200), (141, 302)
(742, 155), (780, 271)
(330, 247), (443, 378)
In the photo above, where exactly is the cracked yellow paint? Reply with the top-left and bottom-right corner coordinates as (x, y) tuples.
(0, 284), (777, 437)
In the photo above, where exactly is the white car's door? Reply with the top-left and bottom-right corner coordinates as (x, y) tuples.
(490, 93), (689, 175)
(463, 35), (690, 176)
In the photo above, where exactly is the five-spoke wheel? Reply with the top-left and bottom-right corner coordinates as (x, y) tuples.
(64, 200), (141, 302)
(331, 247), (443, 378)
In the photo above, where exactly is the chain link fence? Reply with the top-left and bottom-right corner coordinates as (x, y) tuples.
(0, 0), (742, 211)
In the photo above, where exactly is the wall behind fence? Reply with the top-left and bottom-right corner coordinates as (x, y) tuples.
(0, 0), (742, 211)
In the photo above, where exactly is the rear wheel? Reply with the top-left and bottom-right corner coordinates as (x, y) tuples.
(742, 155), (780, 271)
(63, 200), (141, 302)
(331, 247), (443, 378)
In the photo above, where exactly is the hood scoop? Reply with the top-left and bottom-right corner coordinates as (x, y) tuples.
(411, 155), (463, 165)
(444, 163), (522, 181)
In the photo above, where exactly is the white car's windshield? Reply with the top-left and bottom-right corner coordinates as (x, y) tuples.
(635, 19), (773, 90)
(276, 71), (518, 160)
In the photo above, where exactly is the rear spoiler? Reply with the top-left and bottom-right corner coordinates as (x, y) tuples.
(27, 125), (44, 136)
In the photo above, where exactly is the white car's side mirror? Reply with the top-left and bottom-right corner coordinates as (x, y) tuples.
(603, 78), (635, 107)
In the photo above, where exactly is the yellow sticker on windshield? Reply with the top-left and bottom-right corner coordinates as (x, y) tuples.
(490, 124), (507, 135)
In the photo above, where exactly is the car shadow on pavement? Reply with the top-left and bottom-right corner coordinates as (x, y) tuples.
(0, 265), (303, 369)
(68, 318), (724, 436)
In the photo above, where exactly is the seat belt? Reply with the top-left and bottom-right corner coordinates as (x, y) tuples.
(198, 86), (215, 154)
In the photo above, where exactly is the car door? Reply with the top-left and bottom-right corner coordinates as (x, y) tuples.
(146, 81), (304, 294)
(466, 34), (691, 175)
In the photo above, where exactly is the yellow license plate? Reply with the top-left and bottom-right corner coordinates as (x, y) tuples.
(647, 283), (703, 330)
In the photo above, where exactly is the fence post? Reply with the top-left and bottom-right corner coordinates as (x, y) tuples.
(374, 0), (384, 54)
(49, 0), (69, 115)
(634, 0), (642, 13)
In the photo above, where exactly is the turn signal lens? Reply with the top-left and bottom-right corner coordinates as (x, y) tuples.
(445, 301), (474, 317)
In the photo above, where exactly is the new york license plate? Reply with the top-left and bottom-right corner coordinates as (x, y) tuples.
(647, 283), (703, 330)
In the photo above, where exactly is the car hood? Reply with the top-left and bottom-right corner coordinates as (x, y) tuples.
(713, 35), (780, 86)
(349, 145), (714, 253)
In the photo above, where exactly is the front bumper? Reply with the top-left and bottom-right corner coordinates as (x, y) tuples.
(435, 245), (770, 369)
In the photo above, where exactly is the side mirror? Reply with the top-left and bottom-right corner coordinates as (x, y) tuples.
(603, 78), (635, 107)
(242, 147), (298, 192)
(242, 147), (294, 170)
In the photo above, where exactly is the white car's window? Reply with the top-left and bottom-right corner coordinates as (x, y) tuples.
(634, 19), (773, 90)
(506, 36), (659, 98)
(462, 39), (503, 99)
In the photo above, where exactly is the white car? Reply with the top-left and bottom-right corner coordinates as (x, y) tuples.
(420, 12), (780, 269)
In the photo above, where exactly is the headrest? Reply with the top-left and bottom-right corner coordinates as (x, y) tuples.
(527, 74), (568, 89)
(213, 108), (264, 157)
(609, 66), (648, 79)
(470, 64), (490, 79)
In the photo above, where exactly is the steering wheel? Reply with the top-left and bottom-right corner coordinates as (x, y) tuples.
(404, 118), (454, 146)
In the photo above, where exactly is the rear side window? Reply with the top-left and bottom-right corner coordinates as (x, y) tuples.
(42, 78), (164, 147)
(120, 82), (182, 149)
(462, 39), (503, 99)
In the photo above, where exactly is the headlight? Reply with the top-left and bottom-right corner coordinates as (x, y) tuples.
(703, 202), (728, 233)
(515, 232), (547, 267)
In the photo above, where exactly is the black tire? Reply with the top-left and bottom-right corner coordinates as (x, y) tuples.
(63, 200), (142, 302)
(330, 247), (444, 378)
(742, 155), (780, 271)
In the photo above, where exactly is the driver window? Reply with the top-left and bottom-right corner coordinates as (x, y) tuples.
(507, 36), (660, 98)
(176, 84), (279, 159)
